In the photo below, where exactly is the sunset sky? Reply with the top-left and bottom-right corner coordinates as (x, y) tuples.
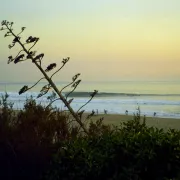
(0, 0), (180, 82)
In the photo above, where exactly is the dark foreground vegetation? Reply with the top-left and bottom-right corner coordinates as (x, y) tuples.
(0, 95), (180, 180)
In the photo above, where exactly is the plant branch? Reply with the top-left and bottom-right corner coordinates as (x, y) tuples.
(28, 41), (38, 52)
(65, 80), (81, 100)
(4, 23), (89, 135)
(50, 63), (65, 79)
(60, 81), (74, 93)
(28, 77), (45, 90)
(77, 96), (94, 113)
(45, 97), (61, 109)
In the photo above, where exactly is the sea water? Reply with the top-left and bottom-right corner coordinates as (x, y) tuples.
(0, 81), (180, 119)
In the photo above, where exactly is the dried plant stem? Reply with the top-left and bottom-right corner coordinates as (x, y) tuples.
(6, 25), (89, 135)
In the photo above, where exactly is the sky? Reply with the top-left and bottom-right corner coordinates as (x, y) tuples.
(0, 0), (180, 82)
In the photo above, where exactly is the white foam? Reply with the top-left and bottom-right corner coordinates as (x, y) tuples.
(1, 91), (180, 119)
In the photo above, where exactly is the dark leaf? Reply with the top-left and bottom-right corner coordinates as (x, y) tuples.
(1, 20), (6, 26)
(8, 56), (13, 64)
(62, 57), (70, 65)
(8, 44), (15, 49)
(26, 36), (32, 43)
(37, 87), (50, 98)
(90, 90), (98, 98)
(45, 63), (56, 72)
(13, 36), (20, 43)
(40, 84), (51, 92)
(19, 85), (28, 95)
(26, 36), (39, 43)
(72, 80), (81, 88)
(72, 73), (80, 82)
(14, 54), (24, 64)
(21, 27), (26, 31)
(26, 51), (36, 59)
(37, 84), (51, 98)
(33, 53), (44, 62)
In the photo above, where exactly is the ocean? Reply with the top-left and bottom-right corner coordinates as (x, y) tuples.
(0, 81), (180, 119)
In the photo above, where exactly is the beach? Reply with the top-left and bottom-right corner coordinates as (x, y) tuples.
(87, 113), (180, 130)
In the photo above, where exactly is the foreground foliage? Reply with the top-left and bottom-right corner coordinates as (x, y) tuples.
(0, 94), (109, 180)
(0, 95), (180, 180)
(45, 123), (180, 180)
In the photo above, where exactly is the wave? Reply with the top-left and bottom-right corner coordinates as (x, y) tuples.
(1, 91), (180, 119)
(1, 91), (180, 106)
(64, 92), (180, 97)
(1, 91), (180, 98)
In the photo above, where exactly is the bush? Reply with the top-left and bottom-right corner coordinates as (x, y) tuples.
(1, 95), (180, 180)
(0, 94), (110, 180)
(0, 95), (79, 180)
(44, 118), (180, 180)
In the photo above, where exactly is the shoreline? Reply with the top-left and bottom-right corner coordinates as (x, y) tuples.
(85, 112), (180, 120)
(84, 113), (180, 130)
(1, 107), (180, 130)
(12, 106), (180, 120)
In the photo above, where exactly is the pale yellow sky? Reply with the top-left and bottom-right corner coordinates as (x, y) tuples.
(0, 0), (180, 82)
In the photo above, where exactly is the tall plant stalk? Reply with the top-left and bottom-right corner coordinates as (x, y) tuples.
(1, 20), (98, 135)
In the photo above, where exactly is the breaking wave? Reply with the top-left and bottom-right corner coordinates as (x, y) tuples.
(1, 91), (180, 119)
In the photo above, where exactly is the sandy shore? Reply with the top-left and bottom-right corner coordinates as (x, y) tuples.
(2, 108), (180, 130)
(84, 113), (180, 130)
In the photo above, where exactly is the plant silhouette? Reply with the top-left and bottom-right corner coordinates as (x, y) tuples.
(1, 20), (99, 135)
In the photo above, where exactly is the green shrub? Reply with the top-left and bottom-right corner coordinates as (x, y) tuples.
(44, 118), (180, 180)
(0, 95), (77, 180)
(1, 94), (180, 179)
(0, 94), (110, 179)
